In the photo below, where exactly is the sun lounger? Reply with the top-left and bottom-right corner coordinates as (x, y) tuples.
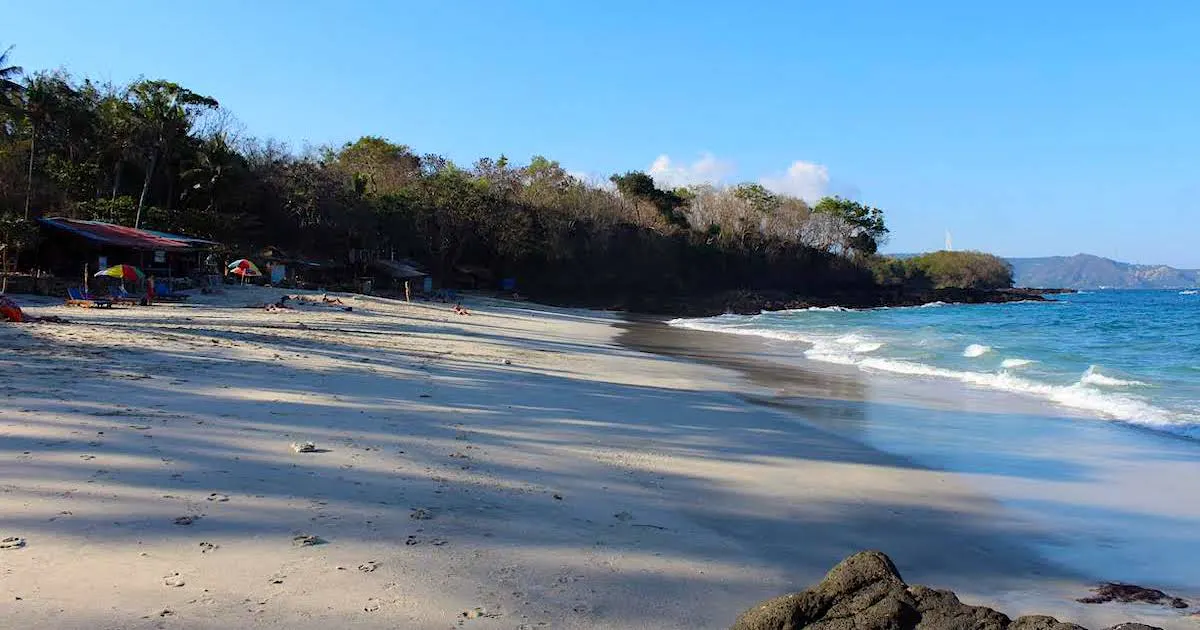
(153, 281), (190, 302)
(66, 287), (112, 308)
(111, 286), (141, 306)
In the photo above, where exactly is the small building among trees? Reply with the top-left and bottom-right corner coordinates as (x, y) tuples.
(33, 217), (219, 281)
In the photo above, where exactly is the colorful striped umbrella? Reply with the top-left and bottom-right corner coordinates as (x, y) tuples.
(94, 264), (145, 282)
(227, 259), (262, 277)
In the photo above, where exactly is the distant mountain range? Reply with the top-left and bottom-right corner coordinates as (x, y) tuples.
(1008, 254), (1200, 289)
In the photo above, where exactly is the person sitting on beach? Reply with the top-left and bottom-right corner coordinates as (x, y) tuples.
(453, 303), (470, 316)
(0, 295), (23, 323)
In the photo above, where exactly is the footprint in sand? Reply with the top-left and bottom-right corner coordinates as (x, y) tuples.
(206, 493), (230, 502)
(174, 516), (200, 526)
(292, 534), (324, 547)
(0, 537), (26, 550)
(163, 573), (186, 587)
(267, 574), (286, 584)
(410, 508), (433, 520)
(461, 607), (500, 620)
(198, 542), (218, 553)
(363, 599), (381, 612)
(357, 560), (380, 573)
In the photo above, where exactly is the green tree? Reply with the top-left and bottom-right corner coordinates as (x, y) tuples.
(19, 73), (80, 218)
(128, 80), (218, 228)
(610, 171), (688, 229)
(903, 250), (1013, 290)
(812, 196), (888, 257)
(331, 136), (421, 195)
(177, 132), (252, 238)
(96, 84), (137, 199)
(732, 183), (780, 215)
(0, 45), (22, 115)
(0, 211), (37, 292)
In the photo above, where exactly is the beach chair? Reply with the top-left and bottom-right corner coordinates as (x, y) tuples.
(111, 286), (141, 306)
(66, 287), (112, 308)
(153, 281), (190, 302)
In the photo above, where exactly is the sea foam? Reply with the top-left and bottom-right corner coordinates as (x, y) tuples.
(1000, 358), (1035, 369)
(963, 344), (992, 358)
(666, 317), (1198, 439)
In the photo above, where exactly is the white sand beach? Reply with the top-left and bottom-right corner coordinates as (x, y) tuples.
(0, 289), (1194, 629)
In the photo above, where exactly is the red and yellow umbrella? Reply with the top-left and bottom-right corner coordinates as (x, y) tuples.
(227, 259), (262, 277)
(94, 264), (145, 282)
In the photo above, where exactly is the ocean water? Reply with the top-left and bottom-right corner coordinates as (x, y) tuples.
(670, 290), (1200, 440)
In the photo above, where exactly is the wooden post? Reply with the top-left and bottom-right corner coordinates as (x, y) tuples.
(404, 280), (411, 302)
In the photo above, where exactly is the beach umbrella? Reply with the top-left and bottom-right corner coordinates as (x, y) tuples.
(228, 259), (262, 284)
(227, 259), (262, 277)
(94, 264), (145, 282)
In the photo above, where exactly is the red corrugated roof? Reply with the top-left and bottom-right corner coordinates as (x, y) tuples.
(38, 218), (200, 251)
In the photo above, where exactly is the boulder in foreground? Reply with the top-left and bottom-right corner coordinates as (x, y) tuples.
(731, 551), (1162, 630)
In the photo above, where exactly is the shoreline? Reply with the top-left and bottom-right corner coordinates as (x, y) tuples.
(619, 316), (1200, 621)
(536, 286), (1068, 318)
(0, 290), (1193, 629)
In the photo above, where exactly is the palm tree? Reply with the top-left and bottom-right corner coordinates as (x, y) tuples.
(19, 75), (65, 219)
(0, 45), (22, 113)
(129, 80), (218, 228)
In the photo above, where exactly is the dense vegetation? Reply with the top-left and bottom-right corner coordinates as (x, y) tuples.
(874, 251), (1014, 290)
(0, 45), (1010, 304)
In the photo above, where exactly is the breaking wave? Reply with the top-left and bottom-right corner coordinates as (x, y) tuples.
(666, 316), (1198, 439)
(963, 344), (992, 358)
(1080, 366), (1148, 388)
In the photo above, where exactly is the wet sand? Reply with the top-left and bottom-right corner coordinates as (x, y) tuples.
(621, 317), (1200, 627)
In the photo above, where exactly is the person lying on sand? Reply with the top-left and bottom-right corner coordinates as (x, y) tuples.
(322, 294), (344, 306)
(265, 296), (295, 312)
(453, 304), (471, 316)
(1, 297), (68, 323)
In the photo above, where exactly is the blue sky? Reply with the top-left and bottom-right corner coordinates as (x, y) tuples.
(7, 1), (1200, 266)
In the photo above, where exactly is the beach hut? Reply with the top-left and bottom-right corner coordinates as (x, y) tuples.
(33, 217), (219, 284)
(259, 245), (337, 287)
(366, 259), (429, 299)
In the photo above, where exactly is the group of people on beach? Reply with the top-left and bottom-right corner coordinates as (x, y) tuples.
(263, 294), (353, 313)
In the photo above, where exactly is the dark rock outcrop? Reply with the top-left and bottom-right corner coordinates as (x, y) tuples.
(731, 552), (1163, 630)
(1078, 584), (1189, 609)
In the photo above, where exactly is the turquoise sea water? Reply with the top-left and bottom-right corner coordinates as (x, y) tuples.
(670, 290), (1200, 440)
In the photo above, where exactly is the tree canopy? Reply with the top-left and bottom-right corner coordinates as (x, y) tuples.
(875, 251), (1014, 290)
(0, 48), (906, 303)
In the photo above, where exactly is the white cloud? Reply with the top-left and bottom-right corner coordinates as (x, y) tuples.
(759, 160), (830, 203)
(648, 153), (735, 188)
